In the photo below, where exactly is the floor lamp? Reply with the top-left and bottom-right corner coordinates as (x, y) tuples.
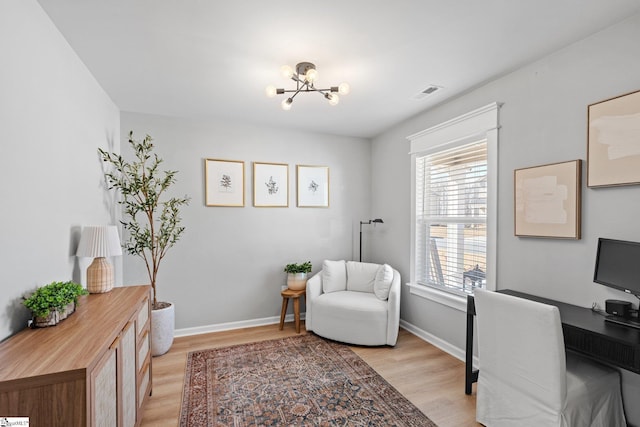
(359, 218), (383, 262)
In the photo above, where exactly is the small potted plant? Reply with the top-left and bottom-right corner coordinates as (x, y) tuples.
(23, 281), (88, 327)
(283, 261), (312, 290)
(55, 281), (89, 319)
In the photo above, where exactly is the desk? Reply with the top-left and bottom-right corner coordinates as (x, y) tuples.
(465, 289), (640, 395)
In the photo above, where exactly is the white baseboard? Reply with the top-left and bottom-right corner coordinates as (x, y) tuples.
(174, 313), (306, 338)
(176, 316), (478, 370)
(400, 319), (479, 368)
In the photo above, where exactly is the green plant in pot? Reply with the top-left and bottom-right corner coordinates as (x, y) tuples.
(284, 261), (312, 290)
(99, 131), (190, 356)
(23, 281), (88, 327)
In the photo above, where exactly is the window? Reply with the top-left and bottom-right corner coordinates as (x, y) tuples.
(408, 103), (499, 309)
(415, 140), (487, 293)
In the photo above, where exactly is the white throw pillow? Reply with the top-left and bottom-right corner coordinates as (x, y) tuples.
(374, 264), (393, 300)
(322, 260), (347, 293)
(346, 261), (380, 293)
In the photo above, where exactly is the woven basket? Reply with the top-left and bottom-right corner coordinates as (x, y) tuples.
(34, 310), (60, 327)
(59, 302), (76, 320)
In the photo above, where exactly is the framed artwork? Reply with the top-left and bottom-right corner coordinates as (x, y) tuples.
(587, 89), (640, 187)
(297, 165), (329, 207)
(204, 158), (244, 207)
(253, 162), (288, 207)
(514, 160), (581, 239)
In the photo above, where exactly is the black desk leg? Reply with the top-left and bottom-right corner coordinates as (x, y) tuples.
(465, 295), (479, 395)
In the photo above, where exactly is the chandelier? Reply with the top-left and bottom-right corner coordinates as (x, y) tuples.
(265, 62), (350, 110)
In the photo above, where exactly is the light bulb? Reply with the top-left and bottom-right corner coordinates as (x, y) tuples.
(327, 93), (339, 106)
(281, 98), (293, 111)
(305, 68), (318, 83)
(338, 83), (350, 95)
(265, 85), (277, 98)
(281, 65), (294, 79)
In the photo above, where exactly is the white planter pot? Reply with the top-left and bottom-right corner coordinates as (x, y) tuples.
(151, 302), (174, 356)
(287, 273), (308, 290)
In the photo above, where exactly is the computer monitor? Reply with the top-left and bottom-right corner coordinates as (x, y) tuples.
(594, 238), (640, 297)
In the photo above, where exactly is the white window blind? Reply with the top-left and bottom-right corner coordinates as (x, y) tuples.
(415, 139), (487, 293)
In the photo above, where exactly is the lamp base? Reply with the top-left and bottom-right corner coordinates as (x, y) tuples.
(86, 257), (114, 293)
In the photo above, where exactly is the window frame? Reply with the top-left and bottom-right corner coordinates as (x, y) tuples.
(408, 103), (500, 312)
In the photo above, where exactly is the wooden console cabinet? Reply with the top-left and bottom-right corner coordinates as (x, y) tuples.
(0, 285), (152, 426)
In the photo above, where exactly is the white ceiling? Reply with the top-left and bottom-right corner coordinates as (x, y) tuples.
(37, 0), (640, 139)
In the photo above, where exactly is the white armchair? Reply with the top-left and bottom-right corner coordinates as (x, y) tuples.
(474, 289), (626, 427)
(305, 260), (401, 346)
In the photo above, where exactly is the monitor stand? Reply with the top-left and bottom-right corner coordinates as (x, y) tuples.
(605, 314), (640, 330)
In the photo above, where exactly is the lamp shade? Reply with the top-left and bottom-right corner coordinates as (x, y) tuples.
(76, 225), (122, 258)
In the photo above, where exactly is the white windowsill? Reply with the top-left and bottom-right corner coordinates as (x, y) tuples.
(407, 282), (468, 312)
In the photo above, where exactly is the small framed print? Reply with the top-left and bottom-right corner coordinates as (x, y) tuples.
(297, 165), (329, 207)
(253, 162), (288, 207)
(205, 159), (245, 207)
(514, 159), (581, 239)
(587, 89), (640, 187)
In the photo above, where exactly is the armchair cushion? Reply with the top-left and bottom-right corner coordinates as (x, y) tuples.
(313, 291), (388, 345)
(374, 263), (393, 300)
(322, 259), (347, 293)
(346, 261), (379, 292)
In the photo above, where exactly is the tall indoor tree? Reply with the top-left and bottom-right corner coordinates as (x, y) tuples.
(99, 131), (189, 355)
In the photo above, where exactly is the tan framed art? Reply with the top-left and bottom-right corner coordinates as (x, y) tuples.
(253, 162), (289, 207)
(204, 158), (245, 207)
(514, 160), (581, 239)
(587, 89), (640, 187)
(296, 165), (329, 207)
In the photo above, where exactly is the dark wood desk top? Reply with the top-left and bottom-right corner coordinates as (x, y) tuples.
(500, 289), (640, 347)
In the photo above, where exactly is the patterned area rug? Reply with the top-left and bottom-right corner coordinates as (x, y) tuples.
(180, 334), (437, 426)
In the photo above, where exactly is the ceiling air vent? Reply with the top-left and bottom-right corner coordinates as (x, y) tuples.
(413, 85), (442, 100)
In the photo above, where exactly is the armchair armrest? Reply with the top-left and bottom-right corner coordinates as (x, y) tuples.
(386, 269), (401, 346)
(305, 272), (322, 331)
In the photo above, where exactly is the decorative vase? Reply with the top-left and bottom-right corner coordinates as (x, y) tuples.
(287, 273), (308, 290)
(151, 302), (175, 356)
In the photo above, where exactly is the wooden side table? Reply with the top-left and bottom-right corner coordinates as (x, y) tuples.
(279, 288), (305, 333)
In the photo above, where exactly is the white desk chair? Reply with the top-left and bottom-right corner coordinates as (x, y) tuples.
(474, 289), (626, 427)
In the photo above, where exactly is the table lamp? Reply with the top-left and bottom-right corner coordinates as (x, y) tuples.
(76, 225), (123, 293)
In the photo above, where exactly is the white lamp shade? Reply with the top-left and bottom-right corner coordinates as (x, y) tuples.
(76, 225), (123, 257)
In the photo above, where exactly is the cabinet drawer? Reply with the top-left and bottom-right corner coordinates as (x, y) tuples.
(137, 298), (150, 335)
(138, 362), (151, 408)
(138, 331), (149, 371)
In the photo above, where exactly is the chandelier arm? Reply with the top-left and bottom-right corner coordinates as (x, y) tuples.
(291, 80), (315, 100)
(289, 87), (304, 101)
(278, 86), (335, 95)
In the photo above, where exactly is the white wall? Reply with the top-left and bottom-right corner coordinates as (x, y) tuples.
(120, 112), (371, 332)
(0, 0), (120, 341)
(372, 13), (640, 424)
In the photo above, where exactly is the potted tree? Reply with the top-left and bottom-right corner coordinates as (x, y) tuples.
(284, 261), (312, 290)
(99, 131), (189, 356)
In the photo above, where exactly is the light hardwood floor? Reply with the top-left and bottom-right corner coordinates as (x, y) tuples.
(140, 323), (480, 426)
